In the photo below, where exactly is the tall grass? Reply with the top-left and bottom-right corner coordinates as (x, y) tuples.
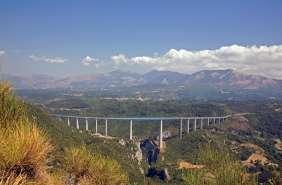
(64, 146), (129, 185)
(183, 144), (257, 185)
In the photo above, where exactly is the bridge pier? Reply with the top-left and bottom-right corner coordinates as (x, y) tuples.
(105, 119), (108, 136)
(130, 120), (133, 140)
(67, 117), (70, 127)
(213, 117), (216, 125)
(76, 117), (79, 130)
(180, 119), (183, 139)
(207, 117), (210, 126)
(160, 120), (163, 150)
(200, 118), (203, 129)
(187, 119), (190, 133)
(95, 118), (98, 134)
(85, 118), (89, 131)
(194, 118), (197, 131)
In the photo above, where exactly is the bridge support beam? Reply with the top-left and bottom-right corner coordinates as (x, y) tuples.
(213, 117), (216, 125)
(130, 120), (133, 140)
(194, 118), (197, 131)
(105, 119), (108, 136)
(76, 118), (79, 130)
(180, 119), (183, 139)
(85, 118), (89, 131)
(160, 120), (163, 150)
(207, 117), (210, 126)
(187, 119), (190, 133)
(67, 117), (70, 127)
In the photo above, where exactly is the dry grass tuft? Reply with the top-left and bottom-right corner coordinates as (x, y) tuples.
(0, 172), (27, 185)
(0, 121), (53, 180)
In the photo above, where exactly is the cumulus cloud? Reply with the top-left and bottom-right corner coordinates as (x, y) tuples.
(111, 45), (282, 79)
(29, 55), (67, 64)
(81, 56), (99, 66)
(0, 50), (5, 56)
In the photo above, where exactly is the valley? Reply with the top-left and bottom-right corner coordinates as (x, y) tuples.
(14, 87), (282, 184)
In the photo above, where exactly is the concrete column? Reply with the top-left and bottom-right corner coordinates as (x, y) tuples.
(130, 120), (133, 140)
(187, 119), (190, 133)
(95, 118), (98, 134)
(85, 118), (89, 131)
(180, 119), (183, 139)
(194, 118), (197, 131)
(213, 117), (216, 124)
(67, 117), (70, 127)
(105, 119), (108, 136)
(160, 120), (163, 150)
(207, 117), (210, 126)
(200, 118), (203, 129)
(76, 117), (79, 129)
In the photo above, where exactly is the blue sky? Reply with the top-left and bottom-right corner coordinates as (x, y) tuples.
(0, 0), (282, 78)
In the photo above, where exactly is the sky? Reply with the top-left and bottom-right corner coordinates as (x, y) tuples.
(0, 0), (282, 78)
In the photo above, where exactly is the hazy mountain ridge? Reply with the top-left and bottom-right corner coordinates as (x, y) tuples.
(4, 69), (282, 101)
(4, 69), (282, 90)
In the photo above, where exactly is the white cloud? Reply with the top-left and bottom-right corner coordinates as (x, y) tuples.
(111, 45), (282, 79)
(29, 55), (67, 64)
(81, 56), (99, 66)
(0, 50), (5, 56)
(111, 54), (128, 64)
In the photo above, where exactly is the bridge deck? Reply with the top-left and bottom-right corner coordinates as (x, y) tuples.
(51, 114), (231, 120)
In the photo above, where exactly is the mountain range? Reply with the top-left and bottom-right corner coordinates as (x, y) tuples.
(3, 69), (282, 100)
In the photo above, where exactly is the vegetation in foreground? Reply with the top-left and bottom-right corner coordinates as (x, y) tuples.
(0, 82), (129, 185)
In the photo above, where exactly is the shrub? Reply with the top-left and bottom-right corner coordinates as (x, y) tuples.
(183, 144), (257, 185)
(64, 146), (129, 185)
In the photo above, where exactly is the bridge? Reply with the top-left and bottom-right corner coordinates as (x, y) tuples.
(52, 114), (231, 150)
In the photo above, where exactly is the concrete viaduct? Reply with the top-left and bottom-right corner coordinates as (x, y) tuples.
(52, 114), (231, 150)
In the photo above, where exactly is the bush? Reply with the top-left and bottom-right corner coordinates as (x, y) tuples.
(64, 146), (129, 185)
(183, 144), (257, 185)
